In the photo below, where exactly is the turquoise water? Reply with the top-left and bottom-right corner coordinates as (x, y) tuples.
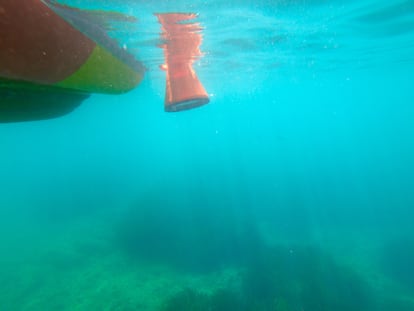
(1, 0), (414, 310)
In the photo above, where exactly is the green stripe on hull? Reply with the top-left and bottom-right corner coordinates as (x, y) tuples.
(0, 78), (88, 122)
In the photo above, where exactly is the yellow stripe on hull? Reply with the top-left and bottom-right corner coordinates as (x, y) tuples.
(57, 45), (143, 94)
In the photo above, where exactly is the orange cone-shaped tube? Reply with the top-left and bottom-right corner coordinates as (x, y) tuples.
(156, 13), (209, 112)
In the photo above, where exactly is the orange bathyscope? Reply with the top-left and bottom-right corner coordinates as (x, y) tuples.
(156, 13), (209, 112)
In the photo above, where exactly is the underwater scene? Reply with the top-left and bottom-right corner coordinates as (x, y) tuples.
(1, 0), (414, 310)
